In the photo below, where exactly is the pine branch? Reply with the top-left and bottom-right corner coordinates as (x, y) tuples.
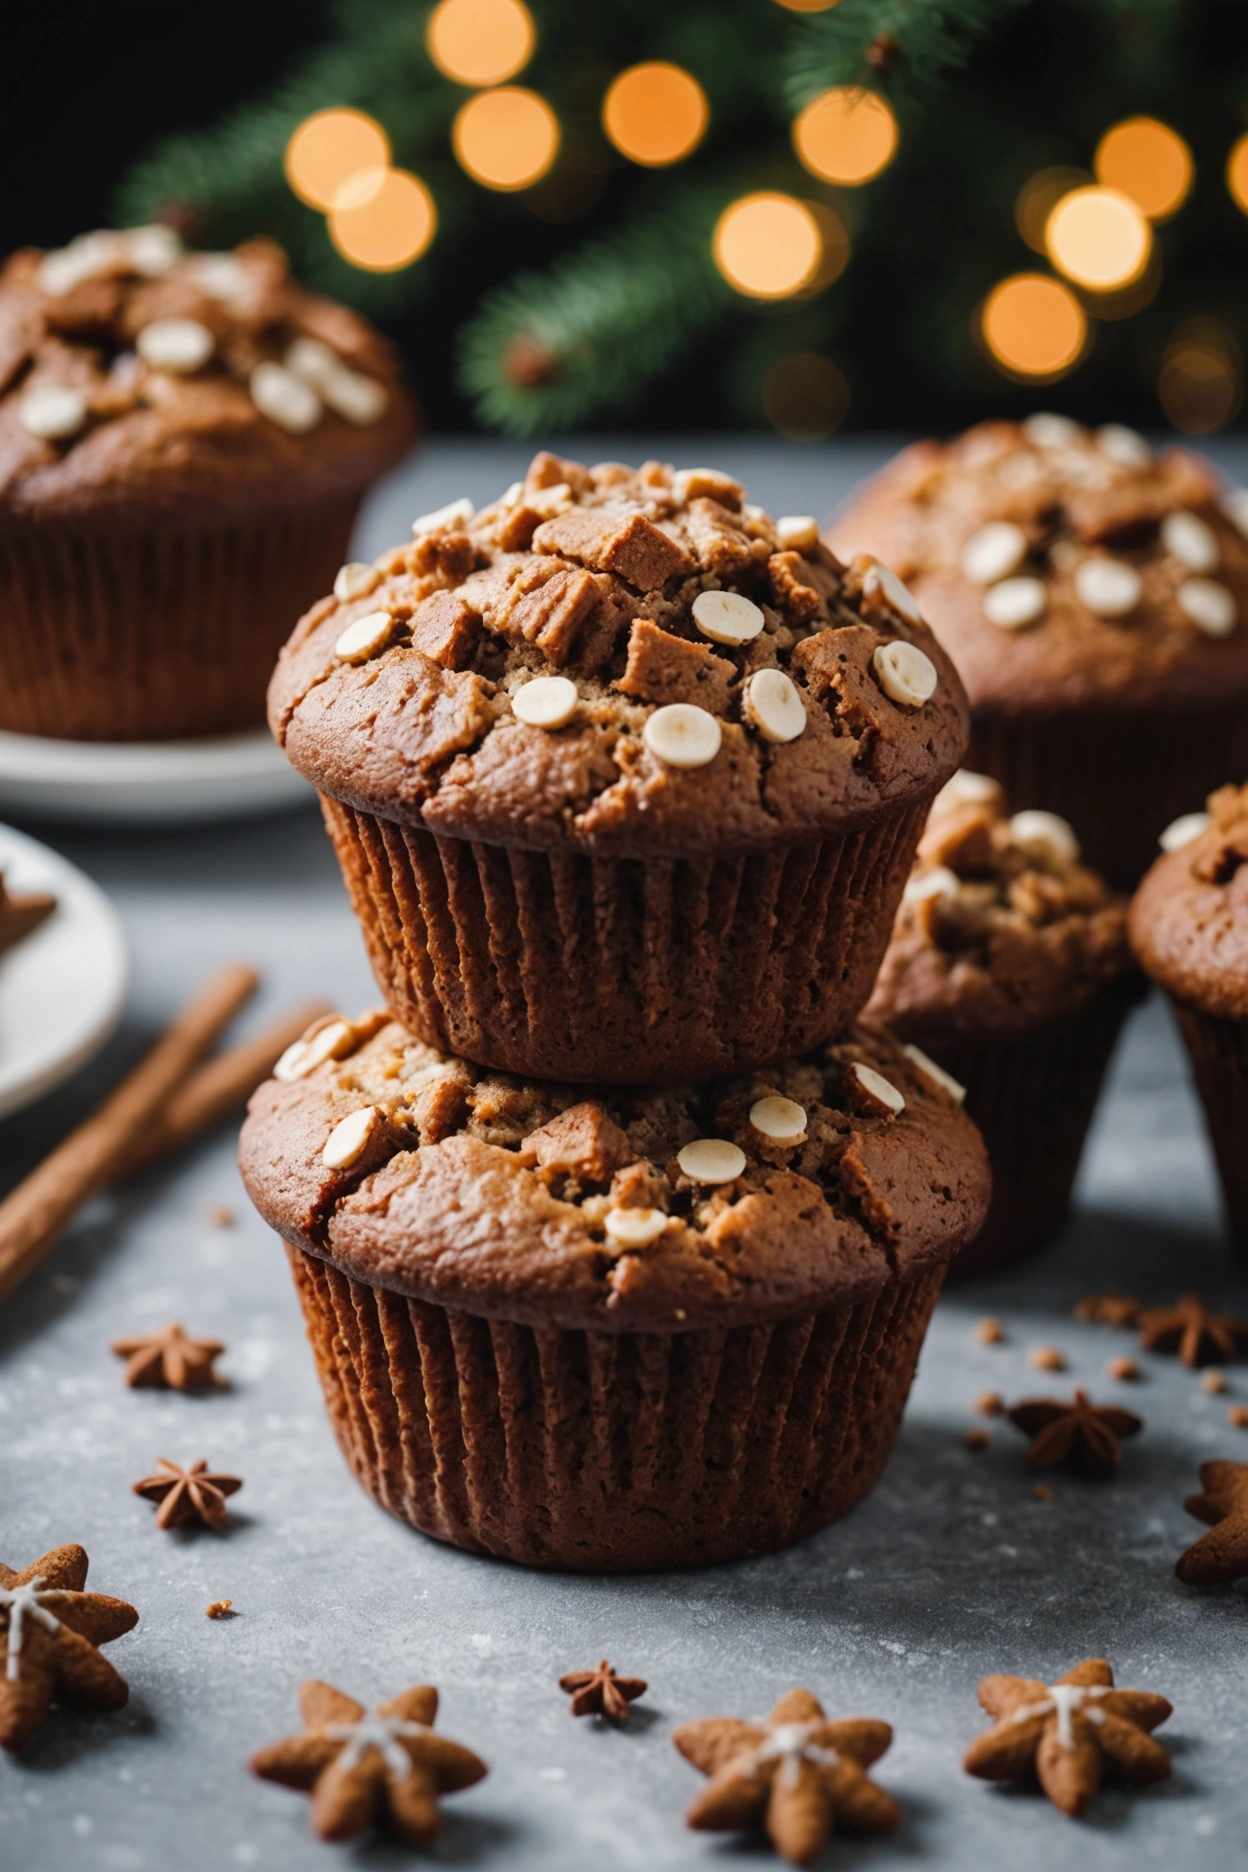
(784, 0), (1032, 109)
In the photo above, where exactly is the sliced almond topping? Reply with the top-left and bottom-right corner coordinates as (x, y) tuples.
(1177, 577), (1237, 637)
(749, 1096), (807, 1144)
(691, 588), (765, 646)
(848, 1062), (906, 1116)
(643, 704), (722, 769)
(1159, 810), (1212, 852)
(511, 675), (578, 729)
(933, 769), (1002, 815)
(1161, 510), (1219, 573)
(333, 562), (382, 603)
(983, 576), (1047, 630)
(321, 367), (389, 426)
(1097, 423), (1151, 467)
(335, 610), (395, 664)
(903, 865), (959, 906)
(676, 1138), (746, 1183)
(322, 1105), (379, 1171)
(1222, 488), (1248, 539)
(1023, 411), (1080, 449)
(136, 318), (215, 374)
(250, 362), (322, 434)
(863, 560), (922, 624)
(412, 497), (475, 536)
(604, 1207), (668, 1248)
(19, 384), (88, 440)
(744, 668), (806, 743)
(960, 521), (1027, 585)
(775, 515), (819, 552)
(902, 1043), (966, 1105)
(274, 1018), (356, 1081)
(1009, 809), (1079, 866)
(872, 640), (937, 707)
(1074, 557), (1141, 618)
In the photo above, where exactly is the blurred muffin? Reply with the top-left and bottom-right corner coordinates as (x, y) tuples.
(866, 771), (1141, 1279)
(269, 452), (968, 1083)
(1130, 784), (1248, 1262)
(239, 1010), (990, 1571)
(827, 416), (1248, 888)
(0, 225), (415, 739)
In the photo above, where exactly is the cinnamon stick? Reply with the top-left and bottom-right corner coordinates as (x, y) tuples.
(0, 962), (258, 1305)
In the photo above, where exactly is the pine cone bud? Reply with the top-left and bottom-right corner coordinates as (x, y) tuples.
(503, 337), (559, 389)
(866, 34), (900, 76)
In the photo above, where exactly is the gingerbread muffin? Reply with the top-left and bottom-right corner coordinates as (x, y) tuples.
(0, 225), (414, 740)
(1130, 784), (1248, 1262)
(239, 1010), (990, 1571)
(866, 771), (1140, 1279)
(268, 454), (969, 1083)
(827, 416), (1248, 889)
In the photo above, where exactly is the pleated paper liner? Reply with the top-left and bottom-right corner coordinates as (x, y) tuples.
(0, 496), (360, 741)
(288, 1245), (945, 1572)
(319, 795), (929, 1084)
(1171, 999), (1248, 1265)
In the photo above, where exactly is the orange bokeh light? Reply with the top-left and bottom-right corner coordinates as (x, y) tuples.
(452, 87), (560, 191)
(980, 273), (1087, 381)
(1095, 116), (1193, 222)
(328, 168), (437, 271)
(1227, 133), (1248, 215)
(1046, 186), (1152, 292)
(426, 0), (535, 87)
(793, 87), (898, 185)
(284, 109), (390, 212)
(713, 193), (823, 300)
(602, 63), (709, 167)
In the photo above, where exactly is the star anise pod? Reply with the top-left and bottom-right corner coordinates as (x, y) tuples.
(250, 1680), (487, 1844)
(964, 1658), (1171, 1817)
(111, 1321), (226, 1390)
(1175, 1460), (1248, 1586)
(1137, 1294), (1248, 1367)
(0, 1545), (138, 1751)
(673, 1688), (899, 1865)
(558, 1658), (647, 1723)
(132, 1458), (242, 1531)
(1073, 1291), (1141, 1329)
(0, 878), (55, 958)
(1007, 1388), (1142, 1478)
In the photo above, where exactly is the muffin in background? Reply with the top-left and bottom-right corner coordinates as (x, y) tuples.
(269, 452), (969, 1084)
(866, 771), (1141, 1280)
(238, 1011), (990, 1572)
(827, 416), (1248, 889)
(1130, 784), (1248, 1263)
(0, 226), (415, 740)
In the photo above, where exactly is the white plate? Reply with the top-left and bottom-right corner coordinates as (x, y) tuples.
(0, 824), (128, 1118)
(0, 726), (312, 826)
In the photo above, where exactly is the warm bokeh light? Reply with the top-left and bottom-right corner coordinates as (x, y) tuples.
(1015, 167), (1090, 254)
(980, 273), (1087, 381)
(713, 193), (823, 300)
(328, 168), (437, 270)
(1095, 116), (1193, 222)
(773, 0), (842, 10)
(1045, 186), (1152, 291)
(426, 0), (535, 87)
(793, 87), (899, 185)
(1082, 245), (1163, 322)
(762, 352), (849, 439)
(602, 63), (708, 167)
(453, 87), (560, 191)
(284, 109), (390, 212)
(1159, 318), (1243, 433)
(803, 202), (851, 292)
(1227, 133), (1248, 215)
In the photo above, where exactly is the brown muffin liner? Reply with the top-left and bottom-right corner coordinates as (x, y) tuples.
(287, 1244), (945, 1571)
(1170, 999), (1248, 1264)
(0, 497), (362, 741)
(320, 795), (928, 1083)
(919, 985), (1138, 1281)
(969, 705), (1248, 893)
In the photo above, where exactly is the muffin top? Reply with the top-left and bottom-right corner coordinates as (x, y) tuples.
(239, 1010), (990, 1333)
(826, 415), (1248, 714)
(0, 226), (414, 523)
(866, 771), (1135, 1038)
(268, 452), (968, 857)
(1129, 782), (1248, 1018)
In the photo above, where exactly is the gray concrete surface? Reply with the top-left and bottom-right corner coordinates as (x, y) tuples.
(3, 438), (1248, 1872)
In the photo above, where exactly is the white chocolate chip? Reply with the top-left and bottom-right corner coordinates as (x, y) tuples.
(749, 1095), (807, 1144)
(744, 668), (806, 743)
(849, 1063), (905, 1115)
(862, 560), (922, 624)
(1159, 811), (1212, 852)
(982, 577), (1047, 630)
(1162, 510), (1219, 574)
(125, 224), (182, 277)
(1074, 557), (1141, 618)
(1177, 577), (1237, 637)
(335, 610), (395, 663)
(18, 384), (88, 441)
(903, 865), (959, 906)
(872, 640), (937, 708)
(691, 588), (764, 645)
(676, 1138), (746, 1183)
(775, 515), (819, 552)
(902, 1043), (966, 1105)
(512, 675), (578, 730)
(933, 769), (1001, 815)
(273, 1018), (356, 1081)
(333, 562), (382, 602)
(643, 703), (722, 769)
(1222, 489), (1248, 539)
(322, 1105), (379, 1170)
(1009, 808), (1080, 866)
(413, 497), (475, 536)
(250, 361), (322, 434)
(604, 1207), (668, 1248)
(1023, 412), (1080, 449)
(1097, 423), (1151, 468)
(136, 318), (215, 374)
(959, 521), (1027, 585)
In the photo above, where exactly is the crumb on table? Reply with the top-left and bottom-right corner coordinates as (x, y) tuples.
(1029, 1345), (1066, 1372)
(974, 1317), (1004, 1345)
(206, 1599), (234, 1619)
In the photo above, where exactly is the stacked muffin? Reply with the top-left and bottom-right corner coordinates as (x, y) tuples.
(242, 454), (991, 1570)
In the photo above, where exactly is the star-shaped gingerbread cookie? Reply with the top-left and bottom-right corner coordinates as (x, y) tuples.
(1175, 1460), (1248, 1586)
(0, 1545), (138, 1751)
(250, 1680), (487, 1844)
(673, 1688), (900, 1865)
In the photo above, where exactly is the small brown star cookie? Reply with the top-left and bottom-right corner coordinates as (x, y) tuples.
(1137, 1294), (1248, 1367)
(673, 1687), (900, 1865)
(250, 1680), (487, 1844)
(111, 1321), (226, 1390)
(1175, 1460), (1248, 1586)
(963, 1658), (1171, 1817)
(132, 1458), (242, 1531)
(0, 1545), (138, 1751)
(558, 1659), (647, 1723)
(1007, 1388), (1142, 1478)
